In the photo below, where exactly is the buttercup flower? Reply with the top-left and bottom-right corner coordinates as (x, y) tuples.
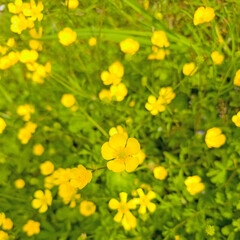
(0, 213), (5, 226)
(101, 61), (124, 85)
(153, 166), (168, 180)
(33, 143), (44, 156)
(17, 104), (35, 121)
(69, 165), (92, 189)
(23, 0), (44, 21)
(18, 122), (37, 144)
(61, 93), (76, 107)
(14, 179), (25, 189)
(80, 201), (96, 216)
(133, 188), (156, 214)
(193, 7), (215, 25)
(185, 176), (205, 195)
(2, 218), (13, 230)
(10, 14), (34, 34)
(19, 49), (38, 63)
(109, 125), (128, 138)
(211, 51), (224, 65)
(159, 87), (176, 104)
(145, 96), (165, 115)
(88, 37), (97, 46)
(134, 149), (146, 164)
(65, 0), (79, 9)
(99, 89), (112, 101)
(148, 48), (166, 60)
(58, 28), (77, 46)
(233, 69), (240, 86)
(120, 38), (140, 55)
(101, 133), (141, 172)
(32, 190), (52, 213)
(151, 31), (169, 48)
(40, 161), (54, 175)
(232, 111), (240, 127)
(205, 128), (226, 148)
(110, 83), (128, 102)
(0, 231), (9, 240)
(109, 192), (137, 230)
(0, 118), (6, 134)
(23, 220), (40, 236)
(183, 62), (197, 76)
(8, 0), (28, 14)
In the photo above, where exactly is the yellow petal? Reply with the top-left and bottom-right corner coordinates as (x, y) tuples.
(32, 199), (41, 209)
(109, 199), (120, 209)
(101, 142), (117, 160)
(147, 191), (156, 200)
(39, 204), (48, 213)
(120, 192), (128, 203)
(34, 190), (44, 199)
(138, 205), (146, 214)
(125, 138), (140, 155)
(113, 212), (123, 222)
(107, 159), (125, 172)
(109, 134), (127, 151)
(147, 202), (156, 212)
(127, 199), (137, 209)
(137, 188), (145, 197)
(125, 157), (139, 172)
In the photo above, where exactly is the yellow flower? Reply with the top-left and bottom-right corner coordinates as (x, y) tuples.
(234, 69), (240, 86)
(10, 14), (34, 34)
(101, 61), (124, 85)
(29, 40), (43, 51)
(110, 83), (128, 102)
(0, 118), (6, 134)
(14, 179), (25, 189)
(101, 133), (140, 172)
(159, 87), (176, 104)
(58, 28), (77, 46)
(61, 93), (76, 107)
(8, 0), (25, 14)
(7, 38), (15, 47)
(88, 37), (97, 46)
(120, 38), (140, 55)
(193, 7), (215, 25)
(65, 0), (79, 9)
(133, 188), (156, 214)
(184, 176), (205, 195)
(153, 166), (168, 180)
(29, 27), (43, 39)
(40, 161), (54, 176)
(51, 168), (72, 186)
(33, 143), (44, 156)
(109, 125), (128, 138)
(109, 192), (137, 230)
(99, 89), (112, 101)
(211, 51), (224, 65)
(205, 127), (226, 148)
(0, 231), (9, 240)
(2, 218), (13, 230)
(145, 95), (165, 115)
(69, 165), (92, 189)
(23, 0), (44, 21)
(19, 49), (38, 63)
(148, 48), (166, 60)
(80, 201), (96, 216)
(0, 213), (5, 226)
(151, 31), (169, 48)
(17, 104), (35, 121)
(23, 220), (40, 236)
(18, 122), (37, 144)
(183, 62), (197, 76)
(232, 111), (240, 127)
(32, 189), (52, 213)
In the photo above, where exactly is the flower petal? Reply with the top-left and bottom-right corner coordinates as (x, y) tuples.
(109, 199), (120, 209)
(137, 188), (145, 197)
(125, 138), (140, 156)
(107, 159), (125, 172)
(39, 204), (48, 213)
(127, 199), (137, 209)
(34, 190), (44, 199)
(147, 202), (156, 213)
(101, 142), (117, 160)
(113, 212), (123, 222)
(120, 192), (128, 203)
(147, 191), (156, 200)
(109, 134), (127, 151)
(138, 205), (146, 214)
(32, 199), (41, 209)
(125, 157), (139, 172)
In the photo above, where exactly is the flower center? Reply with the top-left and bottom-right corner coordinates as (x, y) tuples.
(140, 196), (149, 206)
(118, 150), (127, 159)
(119, 203), (128, 213)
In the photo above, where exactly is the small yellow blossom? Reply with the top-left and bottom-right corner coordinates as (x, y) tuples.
(101, 133), (141, 172)
(8, 0), (26, 14)
(88, 37), (97, 46)
(69, 165), (92, 189)
(101, 61), (124, 85)
(109, 125), (128, 138)
(18, 122), (37, 144)
(2, 218), (13, 230)
(0, 118), (6, 134)
(33, 143), (44, 156)
(234, 69), (240, 86)
(99, 89), (112, 101)
(29, 40), (43, 51)
(17, 104), (35, 121)
(19, 49), (38, 63)
(7, 38), (15, 47)
(65, 0), (79, 9)
(232, 111), (240, 127)
(120, 38), (140, 55)
(109, 192), (137, 230)
(23, 220), (40, 236)
(145, 95), (165, 115)
(80, 201), (96, 216)
(183, 62), (197, 76)
(151, 31), (169, 48)
(40, 161), (55, 176)
(133, 188), (156, 214)
(185, 176), (205, 195)
(110, 83), (128, 101)
(211, 51), (224, 65)
(153, 166), (168, 180)
(58, 28), (77, 46)
(10, 14), (34, 34)
(61, 93), (76, 107)
(0, 231), (9, 240)
(205, 127), (226, 148)
(32, 189), (52, 213)
(0, 213), (6, 226)
(193, 7), (215, 25)
(148, 48), (166, 60)
(15, 179), (25, 189)
(23, 0), (44, 21)
(159, 87), (176, 104)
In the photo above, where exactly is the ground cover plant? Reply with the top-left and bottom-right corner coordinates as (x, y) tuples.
(0, 0), (240, 239)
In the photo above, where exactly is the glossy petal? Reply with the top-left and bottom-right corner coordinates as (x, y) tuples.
(107, 158), (125, 172)
(39, 204), (48, 213)
(101, 142), (117, 160)
(125, 138), (140, 156)
(147, 191), (156, 200)
(108, 134), (127, 151)
(137, 188), (145, 197)
(120, 192), (128, 203)
(32, 199), (41, 209)
(147, 202), (156, 212)
(113, 212), (123, 222)
(138, 205), (146, 214)
(34, 190), (44, 199)
(109, 199), (120, 209)
(125, 157), (139, 172)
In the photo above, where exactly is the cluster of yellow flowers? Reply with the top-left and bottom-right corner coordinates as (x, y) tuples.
(148, 31), (170, 60)
(109, 189), (156, 230)
(17, 104), (35, 121)
(99, 61), (128, 102)
(184, 176), (205, 195)
(145, 87), (176, 115)
(23, 220), (40, 237)
(17, 121), (37, 144)
(120, 38), (140, 55)
(0, 41), (18, 70)
(0, 212), (14, 240)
